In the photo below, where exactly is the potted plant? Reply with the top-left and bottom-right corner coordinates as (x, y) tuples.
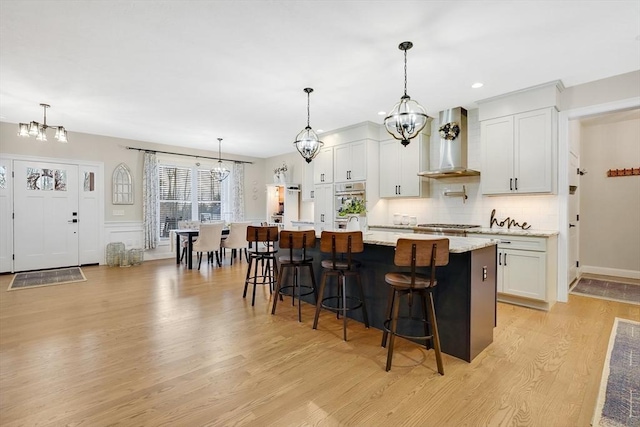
(337, 198), (366, 217)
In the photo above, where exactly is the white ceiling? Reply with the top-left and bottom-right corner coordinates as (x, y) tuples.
(1, 1), (639, 159)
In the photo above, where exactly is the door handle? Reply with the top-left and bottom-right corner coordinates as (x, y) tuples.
(569, 223), (576, 228)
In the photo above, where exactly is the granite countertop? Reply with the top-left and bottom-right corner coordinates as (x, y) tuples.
(467, 227), (559, 237)
(368, 224), (415, 230)
(362, 231), (497, 253)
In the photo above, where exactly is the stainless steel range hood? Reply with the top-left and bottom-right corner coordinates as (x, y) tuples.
(418, 107), (480, 178)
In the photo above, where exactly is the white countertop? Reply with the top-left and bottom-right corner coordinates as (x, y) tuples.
(362, 231), (498, 253)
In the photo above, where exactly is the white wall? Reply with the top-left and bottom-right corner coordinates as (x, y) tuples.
(579, 111), (640, 276)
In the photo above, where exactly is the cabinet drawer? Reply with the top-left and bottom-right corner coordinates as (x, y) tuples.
(481, 234), (546, 252)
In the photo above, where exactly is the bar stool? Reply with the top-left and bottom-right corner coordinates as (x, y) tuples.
(271, 229), (317, 322)
(381, 238), (449, 373)
(244, 225), (279, 306)
(312, 231), (369, 341)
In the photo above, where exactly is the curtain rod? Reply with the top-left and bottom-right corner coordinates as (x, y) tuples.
(125, 146), (253, 164)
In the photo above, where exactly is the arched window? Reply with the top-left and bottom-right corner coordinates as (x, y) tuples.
(112, 163), (133, 204)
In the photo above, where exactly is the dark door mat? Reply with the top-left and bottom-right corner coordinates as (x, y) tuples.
(8, 267), (86, 291)
(570, 277), (640, 305)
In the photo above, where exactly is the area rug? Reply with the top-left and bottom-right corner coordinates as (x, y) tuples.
(592, 318), (640, 427)
(571, 278), (640, 305)
(7, 267), (86, 291)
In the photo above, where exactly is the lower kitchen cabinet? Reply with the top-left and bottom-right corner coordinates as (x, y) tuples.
(483, 233), (557, 310)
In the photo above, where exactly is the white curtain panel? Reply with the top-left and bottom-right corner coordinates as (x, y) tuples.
(232, 162), (245, 221)
(143, 151), (159, 249)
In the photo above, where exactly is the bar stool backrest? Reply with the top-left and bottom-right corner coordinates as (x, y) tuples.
(394, 238), (450, 287)
(320, 231), (363, 270)
(280, 229), (316, 260)
(246, 225), (279, 254)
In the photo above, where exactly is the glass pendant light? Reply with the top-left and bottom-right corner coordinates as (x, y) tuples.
(294, 87), (324, 163)
(18, 103), (69, 143)
(211, 138), (230, 182)
(384, 41), (429, 146)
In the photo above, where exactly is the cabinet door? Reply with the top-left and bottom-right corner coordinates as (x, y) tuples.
(313, 184), (333, 232)
(481, 116), (514, 194)
(302, 161), (314, 201)
(514, 108), (553, 193)
(348, 141), (367, 181)
(502, 248), (546, 300)
(379, 140), (400, 197)
(398, 140), (421, 197)
(313, 147), (333, 184)
(334, 144), (351, 182)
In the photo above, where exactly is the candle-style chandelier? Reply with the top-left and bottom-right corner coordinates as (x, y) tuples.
(18, 103), (68, 142)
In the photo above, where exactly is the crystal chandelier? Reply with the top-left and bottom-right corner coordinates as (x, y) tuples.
(18, 103), (68, 142)
(294, 87), (324, 163)
(210, 138), (230, 182)
(384, 41), (429, 146)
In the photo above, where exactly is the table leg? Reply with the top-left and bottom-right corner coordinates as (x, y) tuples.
(188, 234), (194, 269)
(176, 232), (181, 265)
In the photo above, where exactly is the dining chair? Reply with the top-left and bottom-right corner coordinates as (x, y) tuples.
(221, 221), (251, 265)
(177, 220), (200, 263)
(191, 222), (224, 270)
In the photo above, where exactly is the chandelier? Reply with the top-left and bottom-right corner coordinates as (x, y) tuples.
(384, 41), (429, 146)
(294, 87), (324, 163)
(210, 138), (230, 182)
(18, 103), (68, 143)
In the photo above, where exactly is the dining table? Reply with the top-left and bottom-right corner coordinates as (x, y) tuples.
(174, 228), (229, 269)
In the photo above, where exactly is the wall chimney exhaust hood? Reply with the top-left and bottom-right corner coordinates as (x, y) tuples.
(418, 107), (480, 179)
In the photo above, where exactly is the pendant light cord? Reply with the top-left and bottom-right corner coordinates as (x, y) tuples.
(403, 48), (408, 97)
(306, 91), (311, 128)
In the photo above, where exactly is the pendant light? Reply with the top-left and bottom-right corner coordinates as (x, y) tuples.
(18, 103), (68, 143)
(384, 41), (429, 146)
(294, 87), (324, 163)
(210, 138), (230, 182)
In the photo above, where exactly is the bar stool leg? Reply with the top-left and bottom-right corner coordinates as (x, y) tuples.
(381, 287), (395, 348)
(421, 293), (432, 350)
(341, 275), (348, 340)
(427, 292), (444, 375)
(251, 255), (260, 306)
(295, 266), (302, 322)
(385, 289), (401, 371)
(271, 264), (287, 315)
(312, 273), (329, 330)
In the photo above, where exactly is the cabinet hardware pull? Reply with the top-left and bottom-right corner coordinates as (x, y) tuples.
(499, 253), (502, 265)
(502, 241), (511, 244)
(504, 253), (507, 266)
(510, 178), (513, 191)
(311, 190), (314, 198)
(398, 185), (401, 194)
(515, 178), (518, 190)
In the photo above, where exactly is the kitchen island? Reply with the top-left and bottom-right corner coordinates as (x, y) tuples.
(289, 231), (498, 362)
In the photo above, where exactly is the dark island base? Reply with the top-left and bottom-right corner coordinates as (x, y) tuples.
(278, 243), (497, 362)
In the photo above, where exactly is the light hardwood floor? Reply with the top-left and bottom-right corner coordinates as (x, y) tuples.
(1, 259), (638, 426)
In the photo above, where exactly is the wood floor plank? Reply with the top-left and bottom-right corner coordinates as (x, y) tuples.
(1, 260), (639, 426)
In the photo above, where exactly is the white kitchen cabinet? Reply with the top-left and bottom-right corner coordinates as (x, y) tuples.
(334, 140), (366, 182)
(302, 160), (314, 201)
(481, 107), (556, 195)
(483, 233), (557, 310)
(379, 135), (428, 198)
(313, 147), (333, 184)
(313, 184), (334, 232)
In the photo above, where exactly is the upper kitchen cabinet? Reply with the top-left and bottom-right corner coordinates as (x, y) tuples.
(334, 140), (366, 182)
(379, 133), (429, 198)
(312, 147), (333, 184)
(479, 81), (561, 195)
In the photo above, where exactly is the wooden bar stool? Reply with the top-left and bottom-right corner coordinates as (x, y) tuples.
(381, 238), (449, 373)
(243, 225), (279, 306)
(312, 231), (369, 341)
(271, 229), (317, 322)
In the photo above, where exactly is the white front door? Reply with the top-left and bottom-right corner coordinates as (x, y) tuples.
(0, 158), (13, 272)
(13, 160), (79, 271)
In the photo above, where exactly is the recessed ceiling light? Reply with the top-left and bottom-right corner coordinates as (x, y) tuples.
(377, 111), (386, 116)
(471, 82), (484, 89)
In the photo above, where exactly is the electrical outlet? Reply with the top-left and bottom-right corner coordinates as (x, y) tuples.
(482, 266), (487, 281)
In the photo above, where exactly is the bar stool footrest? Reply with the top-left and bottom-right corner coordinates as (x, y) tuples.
(278, 284), (315, 298)
(320, 295), (364, 313)
(383, 316), (433, 342)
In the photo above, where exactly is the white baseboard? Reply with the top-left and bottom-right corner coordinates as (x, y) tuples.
(580, 265), (640, 280)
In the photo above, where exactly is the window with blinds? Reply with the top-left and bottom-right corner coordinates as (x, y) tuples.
(158, 165), (228, 239)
